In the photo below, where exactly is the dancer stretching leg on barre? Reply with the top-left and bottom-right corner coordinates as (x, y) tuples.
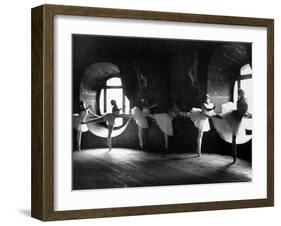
(219, 89), (249, 163)
(76, 100), (98, 151)
(179, 94), (216, 157)
(82, 99), (123, 151)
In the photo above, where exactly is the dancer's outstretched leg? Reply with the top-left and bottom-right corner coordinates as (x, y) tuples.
(84, 116), (105, 124)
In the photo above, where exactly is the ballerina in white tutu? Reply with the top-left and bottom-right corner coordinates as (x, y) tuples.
(152, 105), (179, 150)
(75, 101), (98, 151)
(106, 100), (122, 150)
(131, 99), (157, 149)
(180, 94), (216, 157)
(132, 99), (178, 150)
(80, 99), (124, 151)
(219, 89), (249, 163)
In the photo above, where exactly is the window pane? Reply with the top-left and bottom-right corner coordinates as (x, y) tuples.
(106, 88), (122, 113)
(99, 77), (131, 128)
(241, 79), (253, 114)
(233, 81), (238, 103)
(106, 77), (122, 86)
(233, 80), (252, 114)
(107, 88), (123, 127)
(125, 96), (130, 113)
(240, 64), (252, 75)
(99, 89), (104, 114)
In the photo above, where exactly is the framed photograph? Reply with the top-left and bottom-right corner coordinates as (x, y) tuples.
(31, 4), (274, 221)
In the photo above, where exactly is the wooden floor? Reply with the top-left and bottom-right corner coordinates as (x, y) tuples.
(72, 148), (252, 190)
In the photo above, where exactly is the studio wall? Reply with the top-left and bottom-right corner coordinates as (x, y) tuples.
(72, 35), (251, 159)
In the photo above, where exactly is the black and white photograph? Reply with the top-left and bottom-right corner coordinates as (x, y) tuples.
(72, 34), (253, 190)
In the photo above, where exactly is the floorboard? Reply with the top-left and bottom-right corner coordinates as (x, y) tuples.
(72, 148), (252, 190)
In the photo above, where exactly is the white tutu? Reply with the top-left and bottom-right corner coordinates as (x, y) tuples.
(132, 107), (148, 128)
(211, 102), (252, 144)
(153, 113), (173, 136)
(220, 102), (246, 136)
(189, 108), (210, 132)
(77, 123), (88, 132)
(102, 113), (116, 126)
(73, 112), (88, 132)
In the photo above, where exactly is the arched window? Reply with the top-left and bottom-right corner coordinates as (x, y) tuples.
(233, 64), (252, 113)
(99, 77), (130, 127)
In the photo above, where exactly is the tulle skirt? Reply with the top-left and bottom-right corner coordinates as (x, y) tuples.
(211, 102), (252, 144)
(73, 114), (88, 132)
(102, 113), (116, 126)
(189, 108), (210, 132)
(153, 113), (173, 136)
(220, 102), (245, 136)
(132, 107), (148, 128)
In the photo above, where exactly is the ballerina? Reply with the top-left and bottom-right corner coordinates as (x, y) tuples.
(132, 100), (178, 150)
(151, 105), (178, 150)
(131, 100), (157, 149)
(179, 94), (216, 157)
(219, 89), (249, 163)
(82, 99), (125, 151)
(106, 100), (122, 150)
(75, 101), (98, 151)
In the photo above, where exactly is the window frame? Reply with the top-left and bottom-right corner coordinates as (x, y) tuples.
(233, 65), (253, 113)
(97, 76), (129, 129)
